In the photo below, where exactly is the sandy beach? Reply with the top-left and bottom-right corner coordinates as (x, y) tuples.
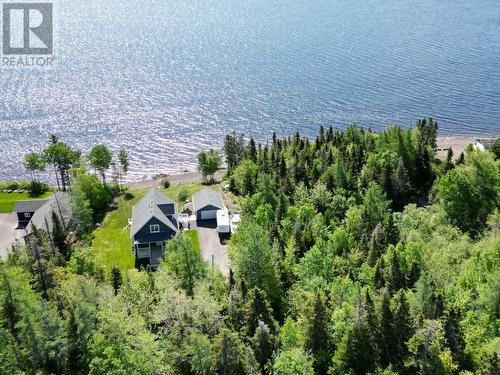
(126, 169), (227, 190)
(436, 135), (496, 160)
(124, 135), (496, 190)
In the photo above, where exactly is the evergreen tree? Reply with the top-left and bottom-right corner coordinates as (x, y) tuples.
(391, 290), (412, 372)
(225, 132), (243, 172)
(386, 251), (404, 294)
(378, 290), (394, 368)
(213, 329), (247, 375)
(303, 292), (330, 374)
(248, 137), (257, 163)
(52, 211), (68, 259)
(244, 288), (277, 336)
(251, 320), (274, 374)
(442, 148), (454, 174)
(0, 272), (20, 337)
(330, 322), (377, 375)
(392, 157), (411, 210)
(443, 306), (468, 368)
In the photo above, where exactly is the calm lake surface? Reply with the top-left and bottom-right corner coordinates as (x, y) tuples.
(0, 0), (499, 181)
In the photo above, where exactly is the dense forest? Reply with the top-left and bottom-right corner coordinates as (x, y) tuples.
(1, 119), (499, 375)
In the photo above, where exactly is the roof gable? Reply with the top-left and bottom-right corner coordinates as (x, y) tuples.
(14, 199), (49, 213)
(131, 188), (178, 237)
(192, 188), (223, 211)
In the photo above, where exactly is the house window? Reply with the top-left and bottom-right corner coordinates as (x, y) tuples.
(150, 224), (160, 233)
(24, 212), (31, 218)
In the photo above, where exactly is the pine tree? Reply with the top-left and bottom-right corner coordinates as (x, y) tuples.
(248, 137), (257, 163)
(368, 222), (383, 266)
(224, 132), (244, 173)
(251, 320), (274, 374)
(442, 148), (454, 174)
(303, 292), (330, 374)
(443, 306), (467, 368)
(330, 322), (377, 375)
(391, 290), (412, 372)
(374, 257), (385, 290)
(213, 329), (247, 375)
(27, 230), (55, 299)
(378, 290), (394, 367)
(386, 251), (404, 294)
(51, 211), (68, 259)
(244, 288), (277, 337)
(0, 272), (20, 337)
(392, 158), (411, 210)
(65, 307), (86, 374)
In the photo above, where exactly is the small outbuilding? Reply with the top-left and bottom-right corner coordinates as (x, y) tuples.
(192, 188), (224, 221)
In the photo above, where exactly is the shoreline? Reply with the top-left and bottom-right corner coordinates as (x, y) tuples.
(0, 135), (496, 190)
(125, 135), (494, 189)
(435, 135), (494, 160)
(126, 169), (227, 190)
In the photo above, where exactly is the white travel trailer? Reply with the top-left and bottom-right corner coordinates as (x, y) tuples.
(216, 209), (230, 234)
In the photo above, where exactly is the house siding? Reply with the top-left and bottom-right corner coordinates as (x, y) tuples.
(134, 217), (176, 243)
(16, 211), (34, 226)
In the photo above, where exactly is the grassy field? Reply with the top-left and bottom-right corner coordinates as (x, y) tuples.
(92, 183), (214, 271)
(0, 191), (53, 213)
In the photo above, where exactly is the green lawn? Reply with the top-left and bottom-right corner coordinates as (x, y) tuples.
(92, 190), (146, 272)
(184, 229), (201, 252)
(0, 191), (53, 213)
(92, 183), (213, 271)
(164, 182), (205, 206)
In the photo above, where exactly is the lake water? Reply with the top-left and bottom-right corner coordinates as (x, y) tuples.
(0, 0), (499, 181)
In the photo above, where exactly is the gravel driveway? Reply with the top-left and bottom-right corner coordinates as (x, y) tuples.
(0, 213), (25, 259)
(196, 219), (229, 275)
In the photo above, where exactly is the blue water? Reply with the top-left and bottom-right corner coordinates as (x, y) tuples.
(0, 0), (499, 181)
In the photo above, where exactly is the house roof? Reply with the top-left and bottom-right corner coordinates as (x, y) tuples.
(192, 188), (224, 212)
(25, 192), (72, 235)
(13, 199), (49, 213)
(131, 188), (178, 237)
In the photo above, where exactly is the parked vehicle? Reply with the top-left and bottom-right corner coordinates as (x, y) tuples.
(216, 209), (230, 234)
(230, 214), (241, 234)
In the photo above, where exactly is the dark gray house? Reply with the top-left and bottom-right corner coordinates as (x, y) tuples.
(130, 188), (178, 268)
(192, 188), (224, 220)
(13, 199), (49, 228)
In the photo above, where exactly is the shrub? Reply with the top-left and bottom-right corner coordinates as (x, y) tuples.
(161, 178), (170, 189)
(178, 185), (189, 203)
(124, 191), (135, 200)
